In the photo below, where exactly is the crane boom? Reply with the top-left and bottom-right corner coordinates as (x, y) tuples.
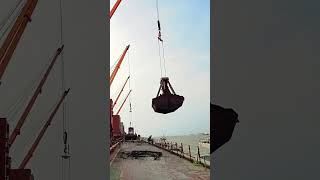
(110, 0), (123, 19)
(8, 46), (64, 146)
(19, 88), (70, 169)
(110, 45), (130, 86)
(115, 89), (132, 115)
(0, 0), (39, 81)
(113, 76), (130, 108)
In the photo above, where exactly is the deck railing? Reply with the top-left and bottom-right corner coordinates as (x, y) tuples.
(150, 139), (210, 169)
(110, 137), (124, 153)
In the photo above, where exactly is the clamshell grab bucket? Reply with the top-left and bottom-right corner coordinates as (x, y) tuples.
(152, 77), (184, 114)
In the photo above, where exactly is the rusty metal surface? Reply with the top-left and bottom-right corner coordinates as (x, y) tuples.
(0, 118), (9, 180)
(112, 115), (122, 136)
(110, 142), (210, 180)
(9, 169), (33, 180)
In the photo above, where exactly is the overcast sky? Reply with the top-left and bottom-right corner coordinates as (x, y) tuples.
(110, 0), (210, 137)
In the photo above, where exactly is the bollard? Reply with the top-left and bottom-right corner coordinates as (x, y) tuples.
(181, 143), (184, 157)
(197, 146), (201, 164)
(175, 142), (178, 153)
(188, 145), (191, 160)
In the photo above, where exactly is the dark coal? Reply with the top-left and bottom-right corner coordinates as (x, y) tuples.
(152, 77), (184, 114)
(211, 104), (239, 153)
(120, 150), (162, 160)
(152, 94), (184, 114)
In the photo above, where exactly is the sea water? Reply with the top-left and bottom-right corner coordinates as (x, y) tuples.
(155, 133), (210, 162)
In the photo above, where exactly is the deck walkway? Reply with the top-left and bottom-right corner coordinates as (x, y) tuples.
(110, 142), (210, 180)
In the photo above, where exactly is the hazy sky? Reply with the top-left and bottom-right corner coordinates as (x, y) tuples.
(110, 0), (210, 137)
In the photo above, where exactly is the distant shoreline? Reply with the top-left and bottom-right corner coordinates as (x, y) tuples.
(154, 132), (210, 138)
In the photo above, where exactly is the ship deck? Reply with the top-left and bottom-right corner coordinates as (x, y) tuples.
(110, 142), (210, 180)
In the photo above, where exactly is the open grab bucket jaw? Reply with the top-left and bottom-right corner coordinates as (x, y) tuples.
(152, 77), (184, 114)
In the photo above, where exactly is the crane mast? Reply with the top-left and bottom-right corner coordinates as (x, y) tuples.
(19, 89), (70, 169)
(8, 46), (64, 147)
(110, 0), (123, 19)
(115, 89), (132, 115)
(110, 45), (130, 86)
(0, 0), (39, 82)
(113, 76), (130, 108)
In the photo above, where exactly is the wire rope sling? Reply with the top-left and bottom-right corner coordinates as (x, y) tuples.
(152, 0), (184, 114)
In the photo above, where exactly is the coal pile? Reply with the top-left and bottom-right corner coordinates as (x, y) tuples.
(152, 77), (184, 114)
(120, 150), (162, 160)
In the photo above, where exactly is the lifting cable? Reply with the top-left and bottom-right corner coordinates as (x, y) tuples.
(156, 0), (167, 77)
(152, 0), (184, 114)
(127, 48), (132, 125)
(58, 0), (71, 179)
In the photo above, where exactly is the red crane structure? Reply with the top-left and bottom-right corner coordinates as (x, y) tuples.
(115, 89), (132, 115)
(0, 1), (69, 179)
(113, 76), (130, 107)
(110, 0), (123, 19)
(8, 46), (64, 147)
(19, 89), (70, 169)
(109, 45), (130, 140)
(109, 0), (137, 145)
(110, 76), (129, 143)
(110, 45), (130, 86)
(0, 0), (39, 82)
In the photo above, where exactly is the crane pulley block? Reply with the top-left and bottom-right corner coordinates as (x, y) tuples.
(152, 77), (184, 114)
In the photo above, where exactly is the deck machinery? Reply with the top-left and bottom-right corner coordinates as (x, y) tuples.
(1, 119), (34, 180)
